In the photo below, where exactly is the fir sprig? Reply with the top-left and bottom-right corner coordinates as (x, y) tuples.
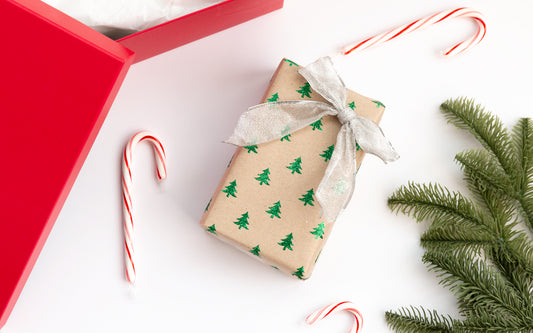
(386, 306), (456, 332)
(440, 98), (516, 177)
(386, 98), (533, 332)
(513, 118), (533, 232)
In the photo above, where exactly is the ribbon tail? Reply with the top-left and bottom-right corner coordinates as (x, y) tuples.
(225, 101), (337, 146)
(316, 125), (357, 222)
(351, 115), (400, 163)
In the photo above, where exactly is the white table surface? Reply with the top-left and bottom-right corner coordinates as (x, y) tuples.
(4, 0), (533, 332)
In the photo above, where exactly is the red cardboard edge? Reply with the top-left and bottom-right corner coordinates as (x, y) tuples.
(0, 61), (134, 327)
(118, 0), (284, 63)
(13, 0), (134, 63)
(0, 0), (135, 328)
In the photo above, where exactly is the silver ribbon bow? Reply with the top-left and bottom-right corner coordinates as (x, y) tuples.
(226, 57), (399, 222)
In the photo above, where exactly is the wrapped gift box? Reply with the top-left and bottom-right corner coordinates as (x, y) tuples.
(200, 59), (385, 280)
(0, 0), (283, 328)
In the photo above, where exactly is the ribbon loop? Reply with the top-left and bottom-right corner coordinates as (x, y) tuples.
(226, 57), (399, 221)
(225, 101), (337, 146)
(299, 56), (347, 110)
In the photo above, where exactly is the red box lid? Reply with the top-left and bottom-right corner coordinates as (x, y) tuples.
(0, 0), (134, 327)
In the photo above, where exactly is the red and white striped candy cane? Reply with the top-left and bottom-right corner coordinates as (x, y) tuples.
(306, 301), (363, 333)
(343, 7), (486, 56)
(122, 131), (167, 284)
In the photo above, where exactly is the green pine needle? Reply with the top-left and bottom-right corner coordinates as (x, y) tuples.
(386, 98), (533, 332)
(388, 182), (494, 231)
(421, 221), (495, 253)
(455, 149), (514, 196)
(512, 118), (533, 232)
(440, 98), (516, 177)
(423, 249), (525, 321)
(385, 306), (455, 333)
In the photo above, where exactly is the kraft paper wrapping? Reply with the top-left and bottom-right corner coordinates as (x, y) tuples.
(200, 58), (385, 279)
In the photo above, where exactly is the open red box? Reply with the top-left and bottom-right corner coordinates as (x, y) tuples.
(0, 0), (283, 328)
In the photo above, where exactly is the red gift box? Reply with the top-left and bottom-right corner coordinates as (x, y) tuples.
(0, 0), (283, 328)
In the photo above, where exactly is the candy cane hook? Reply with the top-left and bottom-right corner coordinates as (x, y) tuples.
(306, 301), (364, 333)
(122, 131), (167, 284)
(343, 7), (486, 56)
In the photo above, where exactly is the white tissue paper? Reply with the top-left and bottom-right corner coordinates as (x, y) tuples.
(42, 0), (223, 38)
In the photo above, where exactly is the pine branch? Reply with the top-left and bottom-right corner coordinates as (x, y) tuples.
(458, 309), (533, 333)
(455, 149), (515, 198)
(385, 306), (455, 333)
(388, 182), (495, 231)
(463, 152), (533, 314)
(459, 148), (533, 278)
(465, 171), (515, 235)
(512, 118), (533, 233)
(387, 98), (533, 332)
(423, 249), (526, 322)
(421, 222), (496, 253)
(432, 166), (533, 304)
(488, 244), (533, 317)
(457, 318), (533, 333)
(501, 226), (533, 276)
(440, 98), (516, 178)
(451, 112), (533, 309)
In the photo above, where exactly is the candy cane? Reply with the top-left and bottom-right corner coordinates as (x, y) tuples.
(343, 7), (486, 56)
(306, 301), (363, 333)
(122, 131), (167, 284)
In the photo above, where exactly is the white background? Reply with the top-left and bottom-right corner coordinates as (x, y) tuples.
(4, 0), (533, 332)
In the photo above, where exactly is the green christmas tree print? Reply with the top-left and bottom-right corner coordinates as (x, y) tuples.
(315, 250), (322, 263)
(333, 178), (347, 195)
(310, 118), (323, 131)
(206, 224), (216, 234)
(310, 222), (325, 239)
(227, 155), (233, 168)
(320, 145), (334, 162)
(281, 134), (292, 142)
(266, 201), (282, 219)
(299, 188), (315, 206)
(356, 142), (361, 151)
(373, 100), (385, 108)
(286, 157), (303, 174)
(222, 179), (237, 198)
(284, 59), (299, 67)
(267, 93), (279, 102)
(250, 245), (261, 257)
(292, 266), (305, 279)
(204, 198), (211, 212)
(278, 233), (294, 251)
(244, 145), (258, 154)
(280, 125), (291, 136)
(255, 168), (271, 186)
(348, 101), (356, 110)
(297, 82), (312, 98)
(234, 212), (250, 230)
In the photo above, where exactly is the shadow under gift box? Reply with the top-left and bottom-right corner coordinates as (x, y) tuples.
(0, 0), (283, 328)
